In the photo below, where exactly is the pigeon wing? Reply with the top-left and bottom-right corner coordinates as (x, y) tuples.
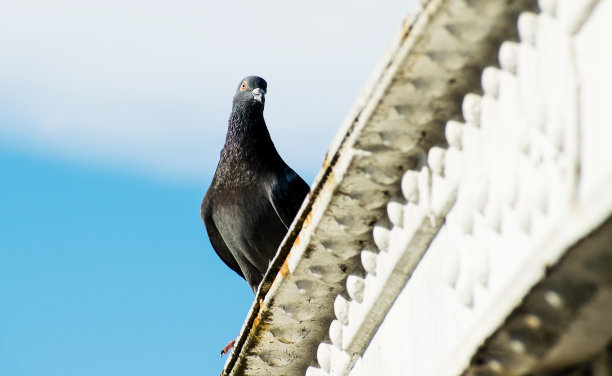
(201, 196), (245, 279)
(268, 166), (309, 229)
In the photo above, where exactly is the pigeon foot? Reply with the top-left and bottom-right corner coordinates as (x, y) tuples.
(220, 339), (236, 357)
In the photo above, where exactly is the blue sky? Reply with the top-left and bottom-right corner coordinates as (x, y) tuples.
(0, 1), (415, 374)
(0, 150), (255, 375)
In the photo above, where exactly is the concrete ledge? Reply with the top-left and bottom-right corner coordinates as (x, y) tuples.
(221, 0), (537, 375)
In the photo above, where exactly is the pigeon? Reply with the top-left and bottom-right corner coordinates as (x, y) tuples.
(201, 76), (310, 293)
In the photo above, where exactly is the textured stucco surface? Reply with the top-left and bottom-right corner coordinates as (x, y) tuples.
(344, 1), (612, 375)
(221, 0), (612, 375)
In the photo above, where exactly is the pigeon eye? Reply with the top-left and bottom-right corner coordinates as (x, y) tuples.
(240, 82), (247, 91)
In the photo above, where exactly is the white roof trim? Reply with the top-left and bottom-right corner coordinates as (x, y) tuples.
(222, 0), (539, 374)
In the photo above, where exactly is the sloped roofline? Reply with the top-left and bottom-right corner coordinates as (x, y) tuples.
(222, 0), (536, 374)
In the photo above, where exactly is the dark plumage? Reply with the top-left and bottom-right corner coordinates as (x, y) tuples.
(201, 76), (310, 293)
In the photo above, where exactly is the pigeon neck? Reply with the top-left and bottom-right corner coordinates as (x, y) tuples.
(222, 104), (277, 161)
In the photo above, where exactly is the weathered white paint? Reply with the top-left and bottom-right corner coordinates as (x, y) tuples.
(341, 1), (612, 375)
(221, 0), (612, 375)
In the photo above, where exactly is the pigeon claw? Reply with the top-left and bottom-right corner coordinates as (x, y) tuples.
(221, 339), (236, 357)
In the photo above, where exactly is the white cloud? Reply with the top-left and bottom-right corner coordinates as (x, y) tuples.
(0, 0), (416, 184)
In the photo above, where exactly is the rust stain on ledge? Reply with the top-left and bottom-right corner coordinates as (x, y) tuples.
(302, 211), (313, 230)
(293, 211), (313, 248)
(292, 234), (301, 248)
(400, 16), (412, 41)
(251, 305), (263, 332)
(279, 257), (290, 278)
(273, 254), (291, 286)
(322, 152), (331, 170)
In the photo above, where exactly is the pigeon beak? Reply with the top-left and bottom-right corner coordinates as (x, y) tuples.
(252, 88), (265, 104)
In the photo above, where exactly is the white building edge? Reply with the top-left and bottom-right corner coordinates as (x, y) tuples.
(222, 0), (612, 375)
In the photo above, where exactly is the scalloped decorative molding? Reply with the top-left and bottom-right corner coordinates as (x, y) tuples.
(221, 0), (612, 375)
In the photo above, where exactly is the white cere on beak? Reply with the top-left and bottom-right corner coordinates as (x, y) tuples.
(252, 88), (265, 103)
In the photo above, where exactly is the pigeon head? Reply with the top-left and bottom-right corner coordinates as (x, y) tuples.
(233, 76), (267, 108)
